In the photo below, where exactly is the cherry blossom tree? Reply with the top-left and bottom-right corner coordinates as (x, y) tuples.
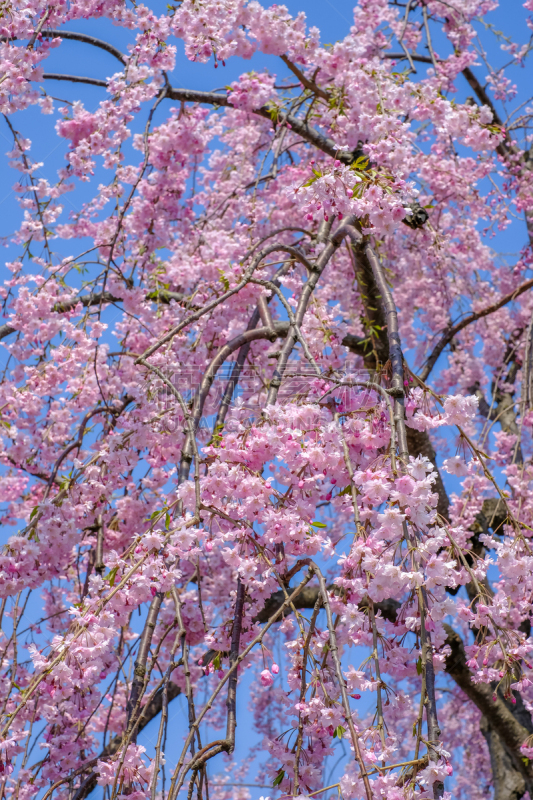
(1, 1), (533, 799)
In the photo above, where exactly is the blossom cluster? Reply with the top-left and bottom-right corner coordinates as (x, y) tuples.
(0, 0), (532, 799)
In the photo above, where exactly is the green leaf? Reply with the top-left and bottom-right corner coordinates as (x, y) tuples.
(165, 512), (171, 531)
(416, 656), (423, 676)
(213, 652), (221, 670)
(218, 269), (230, 292)
(311, 521), (327, 528)
(105, 566), (119, 587)
(333, 725), (346, 739)
(523, 757), (530, 766)
(272, 769), (285, 787)
(29, 506), (39, 520)
(338, 485), (352, 496)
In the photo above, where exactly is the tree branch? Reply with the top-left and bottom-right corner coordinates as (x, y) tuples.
(0, 289), (195, 343)
(419, 277), (533, 382)
(279, 55), (330, 101)
(444, 623), (533, 791)
(37, 73), (359, 165)
(125, 592), (164, 742)
(461, 66), (503, 128)
(41, 30), (126, 64)
(383, 52), (434, 64)
(72, 586), (533, 800)
(42, 73), (108, 88)
(168, 86), (357, 165)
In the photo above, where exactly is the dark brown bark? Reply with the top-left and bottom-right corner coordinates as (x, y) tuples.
(444, 624), (533, 797)
(406, 425), (449, 520)
(481, 716), (527, 800)
(126, 592), (164, 741)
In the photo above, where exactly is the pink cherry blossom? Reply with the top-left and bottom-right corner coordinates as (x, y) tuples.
(0, 1), (531, 798)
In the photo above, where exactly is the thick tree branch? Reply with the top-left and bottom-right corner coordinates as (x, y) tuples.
(346, 230), (452, 517)
(405, 426), (450, 520)
(167, 87), (357, 164)
(384, 52), (433, 64)
(481, 715), (527, 800)
(444, 623), (533, 792)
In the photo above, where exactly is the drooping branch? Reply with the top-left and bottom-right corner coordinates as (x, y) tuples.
(177, 320), (290, 483)
(165, 570), (315, 800)
(419, 587), (443, 799)
(70, 583), (533, 800)
(266, 216), (357, 406)
(72, 681), (183, 800)
(225, 578), (245, 750)
(2, 30), (126, 64)
(314, 565), (373, 800)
